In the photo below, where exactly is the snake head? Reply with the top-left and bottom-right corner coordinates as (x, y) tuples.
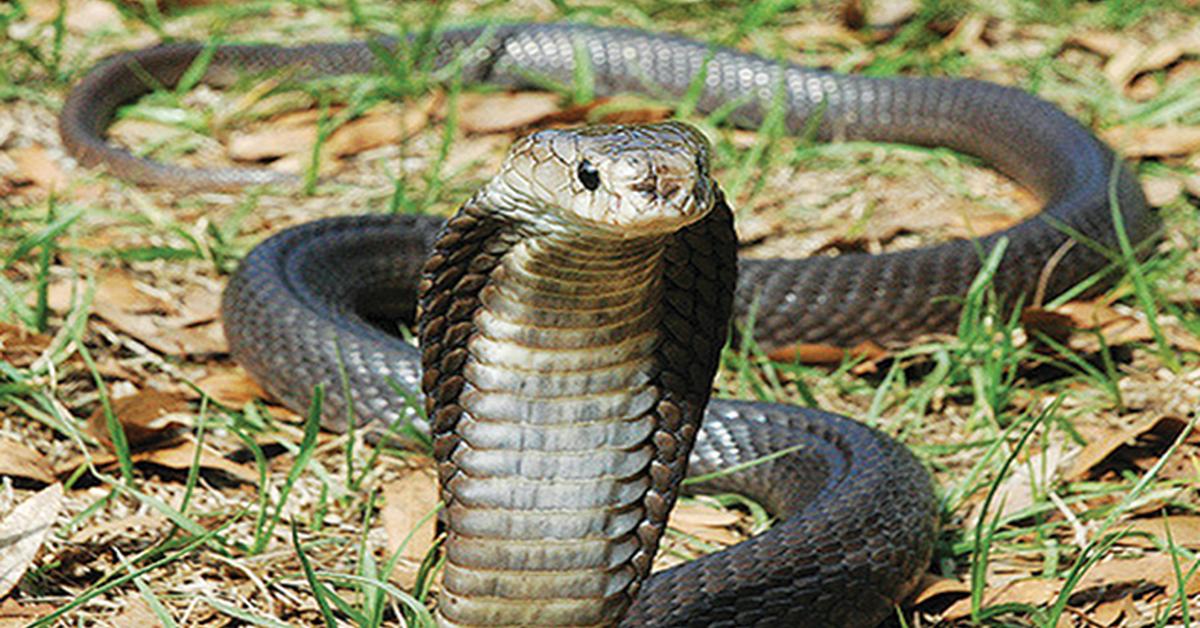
(488, 121), (716, 237)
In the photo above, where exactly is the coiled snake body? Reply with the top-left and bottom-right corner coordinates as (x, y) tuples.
(60, 22), (1158, 627)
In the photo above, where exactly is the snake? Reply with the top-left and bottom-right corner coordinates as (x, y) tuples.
(59, 22), (1158, 628)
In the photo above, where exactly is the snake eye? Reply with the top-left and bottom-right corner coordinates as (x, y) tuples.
(577, 160), (601, 191)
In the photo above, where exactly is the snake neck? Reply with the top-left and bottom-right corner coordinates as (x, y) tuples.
(418, 193), (737, 627)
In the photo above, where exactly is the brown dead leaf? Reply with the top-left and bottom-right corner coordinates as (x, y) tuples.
(196, 367), (272, 407)
(193, 367), (295, 421)
(458, 92), (563, 134)
(63, 0), (122, 34)
(1067, 415), (1196, 481)
(381, 466), (439, 589)
(91, 270), (227, 355)
(0, 483), (63, 599)
(1067, 31), (1127, 57)
(1024, 299), (1200, 354)
(1090, 592), (1140, 626)
(908, 574), (970, 608)
(1101, 318), (1200, 353)
(382, 467), (439, 561)
(667, 498), (744, 547)
(1021, 307), (1078, 344)
(1185, 174), (1200, 199)
(1050, 301), (1129, 329)
(109, 596), (162, 627)
(767, 340), (888, 368)
(1143, 176), (1184, 207)
(440, 134), (508, 175)
(323, 109), (417, 156)
(137, 441), (258, 484)
(177, 283), (222, 326)
(54, 438), (257, 484)
(595, 106), (674, 126)
(842, 0), (919, 29)
(228, 125), (317, 161)
(0, 321), (52, 368)
(265, 104), (346, 129)
(0, 438), (56, 485)
(0, 599), (57, 626)
(943, 578), (1064, 620)
(1116, 516), (1200, 549)
(1078, 553), (1200, 598)
(87, 389), (191, 451)
(1103, 126), (1200, 158)
(7, 145), (67, 191)
(1103, 26), (1200, 89)
(230, 101), (428, 171)
(108, 118), (185, 152)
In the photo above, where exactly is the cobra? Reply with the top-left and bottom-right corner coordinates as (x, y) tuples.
(60, 22), (1158, 627)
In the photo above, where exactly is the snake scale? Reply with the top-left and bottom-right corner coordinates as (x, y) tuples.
(59, 21), (1158, 628)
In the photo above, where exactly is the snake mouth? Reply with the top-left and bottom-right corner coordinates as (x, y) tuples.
(490, 121), (716, 237)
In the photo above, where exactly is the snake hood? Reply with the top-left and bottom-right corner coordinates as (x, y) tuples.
(483, 121), (716, 237)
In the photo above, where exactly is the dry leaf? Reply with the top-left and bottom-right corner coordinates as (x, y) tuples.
(1102, 126), (1200, 158)
(1143, 176), (1184, 207)
(441, 134), (508, 175)
(1049, 301), (1128, 329)
(842, 0), (919, 29)
(323, 110), (416, 156)
(943, 578), (1064, 620)
(196, 367), (272, 407)
(1185, 174), (1200, 198)
(90, 270), (227, 355)
(0, 321), (52, 368)
(176, 284), (222, 327)
(779, 22), (861, 48)
(55, 439), (257, 484)
(382, 468), (439, 561)
(1067, 415), (1195, 481)
(1089, 593), (1139, 626)
(767, 340), (888, 367)
(381, 467), (439, 589)
(0, 599), (57, 625)
(1024, 299), (1200, 354)
(594, 105), (673, 126)
(1103, 26), (1200, 89)
(7, 145), (67, 191)
(1116, 516), (1200, 549)
(458, 92), (563, 134)
(1078, 554), (1200, 598)
(0, 439), (56, 485)
(908, 574), (970, 607)
(1067, 31), (1127, 57)
(230, 102), (426, 173)
(64, 0), (122, 34)
(109, 118), (185, 150)
(87, 389), (191, 451)
(667, 499), (744, 547)
(136, 441), (258, 484)
(0, 484), (63, 599)
(108, 596), (162, 627)
(228, 125), (317, 161)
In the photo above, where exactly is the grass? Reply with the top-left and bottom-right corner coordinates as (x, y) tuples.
(1, 0), (1199, 625)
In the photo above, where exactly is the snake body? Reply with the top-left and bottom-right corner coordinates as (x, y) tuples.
(60, 22), (1158, 627)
